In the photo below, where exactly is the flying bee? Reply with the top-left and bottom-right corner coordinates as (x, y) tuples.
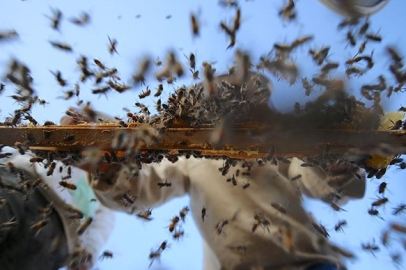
(358, 39), (367, 54)
(190, 13), (199, 36)
(47, 8), (62, 30)
(346, 31), (356, 47)
(233, 8), (241, 31)
(69, 12), (90, 26)
(46, 162), (56, 176)
(169, 216), (180, 232)
(291, 35), (313, 49)
(179, 206), (190, 222)
(330, 202), (346, 212)
(154, 84), (164, 97)
(107, 36), (119, 55)
(252, 221), (259, 233)
(158, 241), (169, 251)
(366, 33), (382, 42)
(378, 182), (387, 194)
(59, 181), (77, 190)
(49, 41), (72, 52)
(312, 222), (329, 238)
(137, 208), (153, 221)
(346, 66), (364, 78)
(184, 53), (196, 70)
(361, 241), (380, 256)
(50, 70), (67, 86)
(65, 205), (84, 219)
(320, 62), (339, 75)
(77, 217), (93, 236)
(139, 87), (151, 99)
(278, 0), (296, 21)
(372, 197), (389, 207)
(148, 250), (161, 267)
(173, 229), (185, 240)
(92, 86), (111, 96)
(99, 251), (113, 261)
(94, 59), (106, 70)
(334, 220), (347, 232)
(309, 46), (330, 65)
(392, 203), (406, 215)
(155, 57), (162, 66)
(390, 223), (406, 234)
(381, 230), (390, 247)
(201, 207), (207, 222)
(358, 19), (369, 36)
(301, 78), (314, 96)
(30, 219), (48, 235)
(386, 46), (403, 64)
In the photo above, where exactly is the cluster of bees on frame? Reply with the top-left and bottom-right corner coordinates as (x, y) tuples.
(1, 0), (406, 268)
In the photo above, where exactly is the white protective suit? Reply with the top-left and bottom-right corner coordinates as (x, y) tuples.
(89, 155), (365, 270)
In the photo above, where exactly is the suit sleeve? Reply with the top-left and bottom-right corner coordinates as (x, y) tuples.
(287, 157), (366, 204)
(90, 158), (190, 214)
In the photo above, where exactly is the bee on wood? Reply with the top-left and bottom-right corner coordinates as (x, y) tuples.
(107, 36), (119, 55)
(122, 193), (136, 206)
(169, 216), (180, 232)
(242, 182), (250, 189)
(99, 251), (113, 261)
(30, 219), (49, 236)
(312, 222), (329, 238)
(70, 12), (90, 26)
(334, 220), (347, 232)
(190, 13), (199, 36)
(77, 217), (93, 236)
(392, 203), (406, 216)
(139, 87), (151, 99)
(137, 208), (153, 221)
(49, 41), (73, 52)
(201, 207), (207, 222)
(179, 206), (190, 222)
(59, 181), (77, 190)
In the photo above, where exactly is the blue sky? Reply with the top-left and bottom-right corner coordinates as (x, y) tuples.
(1, 0), (406, 269)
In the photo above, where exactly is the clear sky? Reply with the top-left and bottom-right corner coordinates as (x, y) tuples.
(1, 0), (406, 270)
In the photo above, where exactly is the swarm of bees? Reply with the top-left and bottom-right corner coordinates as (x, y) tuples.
(1, 1), (406, 269)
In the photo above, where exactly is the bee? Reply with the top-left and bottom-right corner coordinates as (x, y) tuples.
(148, 250), (161, 267)
(107, 36), (119, 55)
(312, 222), (329, 238)
(169, 216), (180, 232)
(320, 62), (339, 75)
(0, 217), (18, 231)
(179, 206), (190, 222)
(122, 193), (136, 206)
(92, 86), (111, 95)
(0, 30), (19, 41)
(309, 46), (330, 65)
(386, 46), (403, 64)
(361, 241), (380, 255)
(372, 197), (389, 207)
(173, 229), (185, 240)
(290, 174), (302, 181)
(366, 33), (382, 42)
(215, 219), (229, 235)
(70, 12), (90, 26)
(190, 13), (199, 36)
(252, 221), (259, 233)
(271, 202), (287, 214)
(137, 209), (153, 221)
(392, 203), (406, 215)
(334, 220), (347, 232)
(50, 70), (67, 86)
(358, 39), (368, 54)
(346, 31), (356, 47)
(381, 230), (390, 247)
(233, 8), (241, 31)
(358, 19), (370, 36)
(59, 181), (77, 190)
(14, 141), (26, 155)
(77, 217), (93, 236)
(291, 35), (314, 49)
(346, 66), (364, 78)
(65, 205), (84, 220)
(94, 59), (106, 70)
(138, 87), (151, 99)
(390, 223), (406, 234)
(47, 8), (62, 30)
(201, 207), (207, 222)
(242, 182), (250, 189)
(368, 207), (383, 220)
(158, 241), (169, 251)
(30, 219), (48, 235)
(155, 57), (162, 66)
(49, 41), (73, 52)
(46, 162), (56, 176)
(154, 84), (164, 97)
(330, 202), (346, 212)
(156, 179), (172, 189)
(278, 0), (296, 21)
(378, 182), (387, 194)
(99, 251), (113, 261)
